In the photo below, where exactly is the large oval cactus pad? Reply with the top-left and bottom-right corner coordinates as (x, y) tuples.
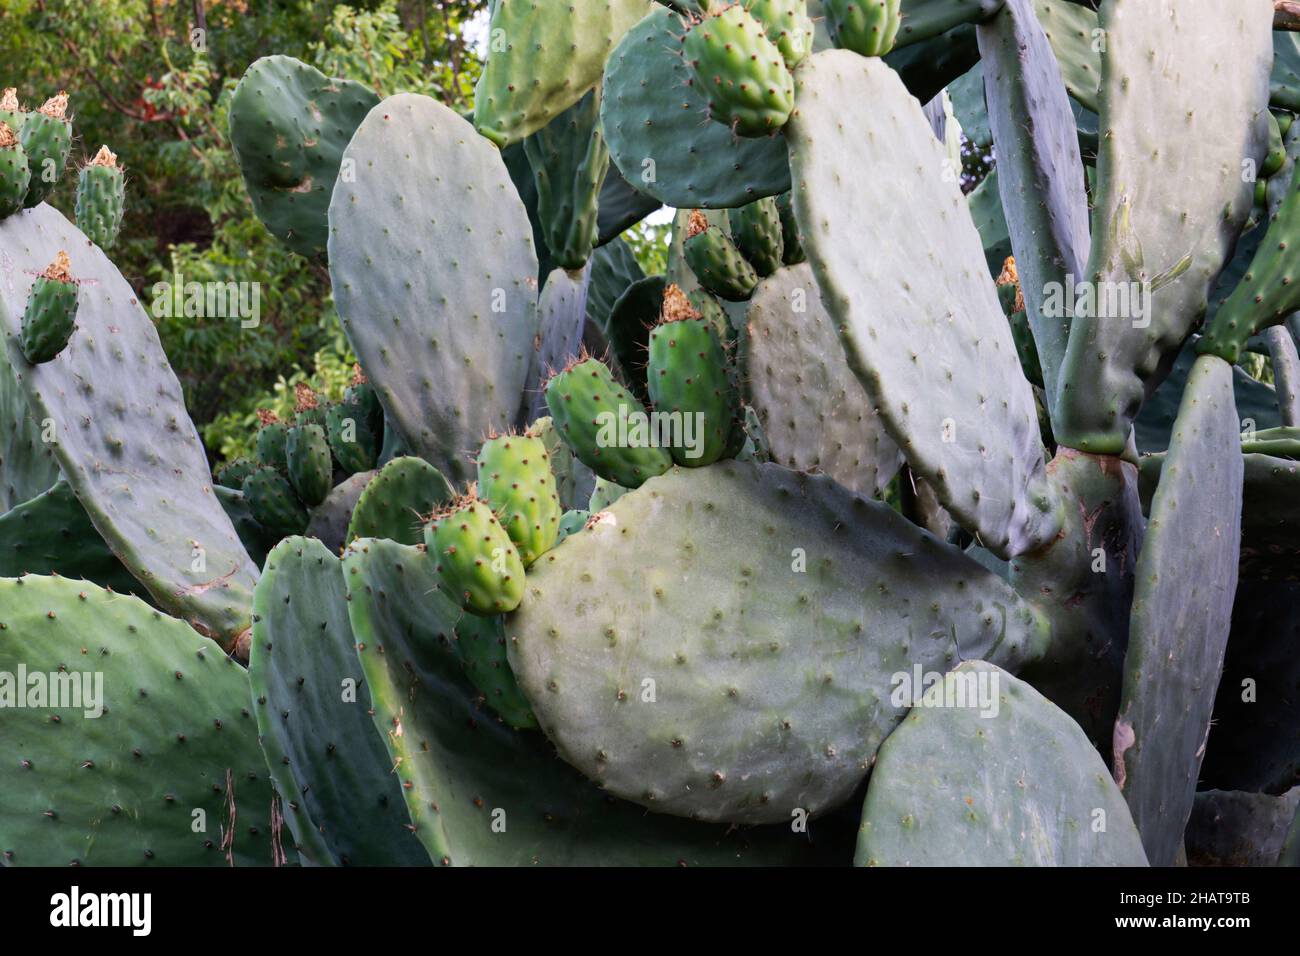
(602, 7), (791, 209)
(787, 51), (1059, 559)
(329, 95), (538, 482)
(344, 537), (851, 865)
(474, 0), (651, 147)
(250, 538), (429, 866)
(855, 661), (1148, 866)
(0, 206), (258, 647)
(507, 460), (1050, 824)
(0, 576), (280, 866)
(741, 263), (902, 494)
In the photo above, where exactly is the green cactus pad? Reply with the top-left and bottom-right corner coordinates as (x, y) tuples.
(602, 7), (791, 208)
(556, 508), (590, 543)
(596, 168), (662, 246)
(545, 356), (673, 488)
(526, 267), (593, 422)
(1115, 354), (1242, 866)
(476, 430), (562, 567)
(18, 252), (78, 364)
(18, 93), (71, 208)
(425, 494), (526, 616)
(214, 457), (258, 490)
(329, 94), (538, 483)
(745, 0), (815, 68)
(1273, 30), (1300, 112)
(304, 470), (375, 554)
(473, 0), (649, 147)
(507, 460), (1050, 824)
(346, 456), (454, 546)
(215, 486), (278, 570)
(242, 465), (309, 539)
(585, 238), (645, 335)
(683, 215), (760, 301)
(0, 205), (259, 648)
(600, 274), (665, 401)
(883, 20), (981, 104)
(0, 480), (147, 599)
(532, 415), (597, 512)
(74, 147), (125, 249)
(451, 611), (537, 730)
(343, 536), (851, 865)
(1199, 156), (1300, 364)
(855, 661), (1148, 866)
(250, 538), (430, 865)
(787, 51), (1059, 559)
(1184, 789), (1300, 867)
(774, 191), (805, 264)
(254, 415), (290, 475)
(0, 576), (281, 866)
(326, 389), (381, 475)
(285, 422), (332, 508)
(587, 475), (629, 511)
(729, 196), (784, 277)
(1033, 0), (1100, 112)
(741, 263), (902, 494)
(891, 0), (1004, 50)
(229, 56), (379, 260)
(523, 87), (610, 271)
(824, 0), (901, 57)
(1052, 1), (1271, 453)
(684, 5), (796, 137)
(977, 0), (1090, 415)
(0, 338), (59, 511)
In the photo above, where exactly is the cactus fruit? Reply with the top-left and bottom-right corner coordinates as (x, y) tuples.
(646, 287), (743, 467)
(423, 488), (526, 616)
(744, 0), (815, 69)
(286, 421), (332, 508)
(544, 355), (673, 489)
(682, 210), (760, 302)
(683, 5), (796, 137)
(19, 92), (71, 208)
(347, 455), (455, 545)
(243, 464), (309, 537)
(475, 429), (561, 567)
(74, 145), (125, 248)
(825, 0), (902, 58)
(18, 251), (78, 364)
(0, 87), (23, 131)
(728, 195), (784, 277)
(0, 121), (31, 219)
(255, 408), (290, 474)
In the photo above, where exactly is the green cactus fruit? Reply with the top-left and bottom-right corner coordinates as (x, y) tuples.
(242, 464), (309, 537)
(744, 0), (815, 69)
(1264, 110), (1286, 179)
(285, 421), (332, 508)
(291, 381), (328, 430)
(343, 363), (384, 436)
(214, 456), (258, 489)
(0, 121), (31, 219)
(19, 92), (71, 208)
(728, 195), (785, 277)
(475, 429), (562, 567)
(544, 355), (674, 489)
(556, 508), (590, 543)
(683, 5), (796, 137)
(254, 408), (290, 475)
(646, 286), (743, 467)
(326, 397), (380, 475)
(0, 87), (24, 131)
(18, 251), (78, 364)
(774, 190), (805, 264)
(682, 210), (760, 301)
(347, 456), (454, 545)
(825, 0), (902, 57)
(424, 489), (526, 616)
(75, 145), (125, 248)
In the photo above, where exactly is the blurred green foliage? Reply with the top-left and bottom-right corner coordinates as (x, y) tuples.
(0, 0), (487, 463)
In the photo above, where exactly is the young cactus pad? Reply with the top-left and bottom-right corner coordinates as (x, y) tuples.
(424, 489), (526, 616)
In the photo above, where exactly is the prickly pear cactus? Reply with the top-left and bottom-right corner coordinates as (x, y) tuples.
(18, 250), (78, 364)
(74, 146), (126, 249)
(425, 490), (526, 616)
(0, 120), (31, 218)
(18, 91), (71, 208)
(476, 430), (562, 567)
